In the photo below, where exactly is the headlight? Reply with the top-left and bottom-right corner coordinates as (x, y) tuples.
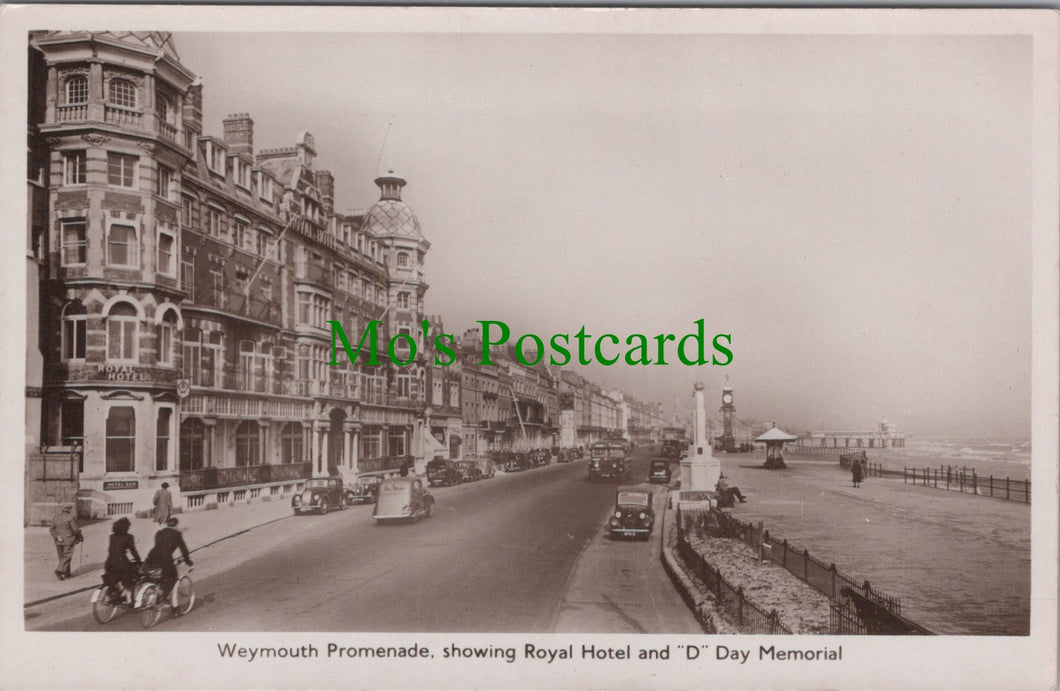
(615, 511), (622, 518)
(293, 496), (302, 506)
(639, 512), (647, 520)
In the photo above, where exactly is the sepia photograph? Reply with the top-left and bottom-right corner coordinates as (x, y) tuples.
(1, 5), (1057, 690)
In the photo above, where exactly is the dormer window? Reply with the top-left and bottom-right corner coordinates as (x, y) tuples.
(108, 79), (137, 109)
(256, 172), (274, 203)
(234, 158), (251, 190)
(204, 140), (225, 175)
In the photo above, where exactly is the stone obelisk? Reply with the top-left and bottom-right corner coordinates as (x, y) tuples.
(681, 382), (720, 492)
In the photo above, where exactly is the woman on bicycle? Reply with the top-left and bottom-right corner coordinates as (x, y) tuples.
(145, 517), (193, 601)
(102, 517), (141, 601)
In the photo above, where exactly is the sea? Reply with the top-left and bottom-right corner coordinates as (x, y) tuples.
(791, 437), (1032, 483)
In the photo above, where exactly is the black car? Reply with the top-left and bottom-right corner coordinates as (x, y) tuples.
(427, 458), (462, 486)
(292, 477), (348, 515)
(648, 458), (672, 484)
(607, 487), (655, 540)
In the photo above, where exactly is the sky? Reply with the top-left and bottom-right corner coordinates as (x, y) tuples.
(173, 29), (1033, 439)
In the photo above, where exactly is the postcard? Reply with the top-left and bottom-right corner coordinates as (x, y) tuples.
(1, 5), (1056, 690)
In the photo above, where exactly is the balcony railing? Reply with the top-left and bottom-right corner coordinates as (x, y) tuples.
(56, 104), (87, 122)
(104, 105), (143, 128)
(179, 462), (312, 493)
(159, 121), (178, 142)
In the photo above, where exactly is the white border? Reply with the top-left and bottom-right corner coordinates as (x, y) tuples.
(1, 7), (1055, 690)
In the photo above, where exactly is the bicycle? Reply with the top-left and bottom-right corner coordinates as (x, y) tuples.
(90, 577), (148, 625)
(137, 559), (195, 629)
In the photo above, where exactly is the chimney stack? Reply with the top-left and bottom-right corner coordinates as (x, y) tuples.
(317, 170), (335, 215)
(222, 113), (254, 157)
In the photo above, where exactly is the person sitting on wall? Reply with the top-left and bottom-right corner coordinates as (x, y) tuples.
(715, 474), (748, 506)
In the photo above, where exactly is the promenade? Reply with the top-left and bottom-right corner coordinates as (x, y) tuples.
(717, 455), (1031, 635)
(24, 498), (294, 609)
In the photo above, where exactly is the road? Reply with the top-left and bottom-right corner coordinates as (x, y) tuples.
(30, 448), (700, 633)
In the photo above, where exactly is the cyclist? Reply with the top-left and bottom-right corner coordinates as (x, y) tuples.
(102, 517), (141, 602)
(144, 517), (193, 602)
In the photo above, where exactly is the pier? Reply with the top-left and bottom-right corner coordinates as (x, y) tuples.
(794, 420), (905, 452)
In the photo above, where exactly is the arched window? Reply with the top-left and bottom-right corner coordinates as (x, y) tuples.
(106, 302), (138, 362)
(179, 418), (206, 471)
(108, 78), (137, 109)
(156, 309), (178, 366)
(105, 406), (135, 473)
(280, 422), (304, 464)
(397, 252), (409, 267)
(61, 301), (87, 361)
(235, 420), (261, 467)
(107, 224), (138, 267)
(65, 76), (88, 104)
(154, 92), (174, 123)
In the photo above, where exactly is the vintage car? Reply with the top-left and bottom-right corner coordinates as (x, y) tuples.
(661, 439), (685, 460)
(474, 458), (497, 478)
(372, 477), (434, 523)
(347, 473), (384, 504)
(648, 458), (672, 484)
(456, 460), (483, 482)
(504, 453), (530, 472)
(426, 458), (462, 487)
(607, 487), (655, 540)
(292, 477), (348, 515)
(588, 455), (631, 482)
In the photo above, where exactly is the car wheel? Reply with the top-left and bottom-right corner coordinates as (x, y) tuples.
(320, 498), (329, 515)
(425, 500), (433, 518)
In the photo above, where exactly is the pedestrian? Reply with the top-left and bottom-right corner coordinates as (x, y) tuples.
(153, 482), (173, 524)
(852, 459), (864, 488)
(49, 502), (82, 580)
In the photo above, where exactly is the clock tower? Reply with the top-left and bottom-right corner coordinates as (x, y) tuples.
(720, 385), (736, 453)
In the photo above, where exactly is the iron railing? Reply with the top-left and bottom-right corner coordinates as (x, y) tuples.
(904, 466), (1030, 503)
(676, 511), (792, 634)
(179, 462), (312, 492)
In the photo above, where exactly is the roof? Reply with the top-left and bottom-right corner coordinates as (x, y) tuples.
(362, 199), (423, 240)
(756, 426), (798, 442)
(36, 31), (181, 62)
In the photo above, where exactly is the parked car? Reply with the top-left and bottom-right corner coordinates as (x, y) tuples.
(474, 458), (497, 478)
(372, 477), (434, 523)
(348, 473), (383, 504)
(648, 458), (672, 484)
(505, 453), (530, 472)
(607, 486), (655, 540)
(292, 477), (348, 515)
(456, 460), (482, 482)
(426, 458), (462, 487)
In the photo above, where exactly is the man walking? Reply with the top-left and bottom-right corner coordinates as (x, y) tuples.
(153, 482), (173, 524)
(49, 502), (82, 580)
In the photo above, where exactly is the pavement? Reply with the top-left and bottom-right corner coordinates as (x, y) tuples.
(713, 454), (1031, 635)
(25, 495), (295, 607)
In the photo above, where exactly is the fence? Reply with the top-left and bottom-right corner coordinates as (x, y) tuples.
(686, 506), (902, 613)
(675, 512), (792, 634)
(904, 466), (1030, 503)
(678, 506), (933, 634)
